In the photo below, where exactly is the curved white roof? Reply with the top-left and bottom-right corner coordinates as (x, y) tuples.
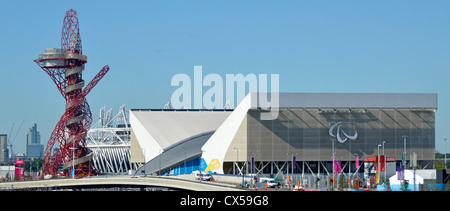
(130, 109), (231, 162)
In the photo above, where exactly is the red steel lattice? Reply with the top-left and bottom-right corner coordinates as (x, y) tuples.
(34, 9), (110, 176)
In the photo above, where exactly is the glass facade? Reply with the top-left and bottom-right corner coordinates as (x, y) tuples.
(247, 108), (435, 163)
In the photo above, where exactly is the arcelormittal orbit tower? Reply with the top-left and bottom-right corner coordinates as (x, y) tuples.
(35, 9), (110, 177)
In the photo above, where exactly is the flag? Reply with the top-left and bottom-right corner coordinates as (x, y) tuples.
(374, 155), (378, 171)
(293, 156), (296, 169)
(380, 155), (385, 172)
(355, 155), (359, 169)
(251, 157), (254, 170)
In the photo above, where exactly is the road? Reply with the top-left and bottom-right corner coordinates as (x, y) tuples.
(0, 175), (247, 191)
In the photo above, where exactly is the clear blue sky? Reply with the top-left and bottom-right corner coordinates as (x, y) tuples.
(0, 0), (449, 155)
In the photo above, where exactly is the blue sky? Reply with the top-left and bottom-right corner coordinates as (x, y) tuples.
(0, 0), (449, 155)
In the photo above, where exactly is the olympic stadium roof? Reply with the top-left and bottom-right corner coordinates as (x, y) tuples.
(252, 93), (437, 109)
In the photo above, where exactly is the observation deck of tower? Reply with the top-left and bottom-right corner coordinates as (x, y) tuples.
(34, 9), (110, 177)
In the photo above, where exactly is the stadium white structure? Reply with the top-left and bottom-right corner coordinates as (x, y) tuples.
(87, 105), (141, 174)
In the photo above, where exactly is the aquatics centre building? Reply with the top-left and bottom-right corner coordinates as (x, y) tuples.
(130, 92), (437, 180)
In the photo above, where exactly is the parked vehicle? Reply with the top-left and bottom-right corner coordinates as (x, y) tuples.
(193, 171), (213, 181)
(259, 177), (278, 188)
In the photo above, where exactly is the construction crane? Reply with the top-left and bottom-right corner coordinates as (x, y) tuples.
(7, 120), (25, 158)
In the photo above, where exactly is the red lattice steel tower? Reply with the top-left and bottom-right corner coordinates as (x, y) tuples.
(34, 9), (110, 176)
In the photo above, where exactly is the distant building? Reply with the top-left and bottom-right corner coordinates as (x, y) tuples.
(26, 123), (43, 157)
(132, 93), (437, 180)
(0, 134), (8, 164)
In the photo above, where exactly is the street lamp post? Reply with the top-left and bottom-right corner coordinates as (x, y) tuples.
(70, 147), (76, 179)
(159, 149), (163, 176)
(444, 138), (448, 169)
(382, 141), (386, 184)
(402, 135), (407, 168)
(331, 137), (335, 190)
(183, 147), (186, 175)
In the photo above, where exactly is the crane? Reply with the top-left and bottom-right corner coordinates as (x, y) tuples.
(7, 120), (25, 158)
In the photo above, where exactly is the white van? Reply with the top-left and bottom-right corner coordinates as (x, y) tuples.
(259, 177), (278, 188)
(193, 171), (213, 181)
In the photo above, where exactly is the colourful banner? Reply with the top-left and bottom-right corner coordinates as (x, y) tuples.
(380, 155), (385, 172)
(251, 157), (254, 170)
(203, 158), (221, 173)
(374, 155), (378, 171)
(355, 155), (359, 169)
(293, 156), (296, 169)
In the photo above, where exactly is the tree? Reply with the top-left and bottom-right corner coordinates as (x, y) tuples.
(5, 172), (10, 182)
(338, 173), (345, 191)
(435, 159), (446, 170)
(436, 152), (450, 169)
(26, 173), (32, 181)
(24, 159), (43, 173)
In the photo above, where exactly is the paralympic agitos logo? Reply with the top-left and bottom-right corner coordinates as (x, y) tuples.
(329, 122), (358, 143)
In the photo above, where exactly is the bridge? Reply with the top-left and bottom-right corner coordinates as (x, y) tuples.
(0, 176), (247, 191)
